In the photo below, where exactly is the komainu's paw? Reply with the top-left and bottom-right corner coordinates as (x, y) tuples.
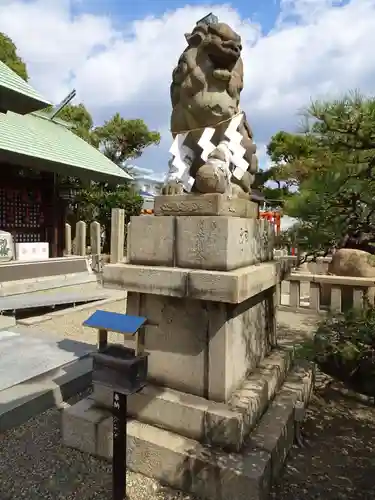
(229, 183), (251, 199)
(195, 163), (228, 194)
(162, 180), (184, 195)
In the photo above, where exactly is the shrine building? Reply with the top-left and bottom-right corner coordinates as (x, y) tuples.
(0, 61), (131, 258)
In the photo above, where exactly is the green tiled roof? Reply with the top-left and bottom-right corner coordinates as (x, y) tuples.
(0, 61), (51, 114)
(0, 111), (132, 182)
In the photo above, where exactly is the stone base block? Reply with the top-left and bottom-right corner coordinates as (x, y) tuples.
(175, 216), (273, 270)
(103, 261), (281, 304)
(128, 215), (273, 271)
(62, 363), (313, 500)
(154, 193), (258, 218)
(124, 287), (278, 402)
(92, 347), (293, 452)
(103, 262), (280, 402)
(128, 215), (175, 266)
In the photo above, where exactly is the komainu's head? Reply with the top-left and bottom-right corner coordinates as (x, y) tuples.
(203, 23), (242, 70)
(185, 22), (242, 70)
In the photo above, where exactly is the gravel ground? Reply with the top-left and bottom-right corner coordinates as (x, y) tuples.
(3, 290), (375, 499)
(1, 382), (374, 500)
(0, 390), (194, 500)
(2, 287), (196, 500)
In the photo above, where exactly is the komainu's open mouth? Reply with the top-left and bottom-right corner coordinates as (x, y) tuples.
(208, 40), (241, 69)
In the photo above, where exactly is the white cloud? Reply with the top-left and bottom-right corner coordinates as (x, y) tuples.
(0, 0), (375, 176)
(278, 0), (346, 24)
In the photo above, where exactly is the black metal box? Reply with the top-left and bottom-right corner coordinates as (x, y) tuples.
(92, 345), (148, 395)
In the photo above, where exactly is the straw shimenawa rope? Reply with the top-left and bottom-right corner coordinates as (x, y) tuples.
(170, 111), (243, 135)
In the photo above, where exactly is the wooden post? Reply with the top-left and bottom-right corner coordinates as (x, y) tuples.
(110, 208), (125, 264)
(90, 221), (101, 272)
(112, 391), (127, 500)
(76, 220), (86, 256)
(52, 173), (59, 258)
(97, 328), (108, 351)
(65, 223), (72, 255)
(125, 222), (131, 262)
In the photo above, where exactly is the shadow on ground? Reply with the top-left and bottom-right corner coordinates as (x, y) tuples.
(270, 381), (375, 500)
(274, 311), (375, 499)
(277, 309), (319, 344)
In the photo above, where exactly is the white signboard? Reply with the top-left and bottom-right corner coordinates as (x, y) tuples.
(15, 242), (49, 262)
(0, 231), (14, 262)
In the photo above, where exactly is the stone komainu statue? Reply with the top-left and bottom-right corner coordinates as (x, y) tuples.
(164, 20), (258, 198)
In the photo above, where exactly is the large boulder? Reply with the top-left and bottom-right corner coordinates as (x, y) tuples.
(328, 248), (375, 277)
(326, 248), (375, 307)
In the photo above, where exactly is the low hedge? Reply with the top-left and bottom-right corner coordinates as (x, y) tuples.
(298, 306), (375, 396)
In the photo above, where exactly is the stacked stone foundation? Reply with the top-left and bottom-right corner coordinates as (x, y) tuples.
(62, 194), (313, 500)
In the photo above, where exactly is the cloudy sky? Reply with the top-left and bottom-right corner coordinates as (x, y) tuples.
(0, 0), (374, 179)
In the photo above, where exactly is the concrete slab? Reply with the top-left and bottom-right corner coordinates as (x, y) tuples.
(0, 271), (97, 297)
(0, 315), (16, 330)
(0, 256), (91, 283)
(16, 292), (127, 326)
(0, 357), (92, 432)
(0, 330), (94, 392)
(0, 290), (109, 312)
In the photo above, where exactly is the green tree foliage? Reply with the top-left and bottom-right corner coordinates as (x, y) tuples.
(95, 113), (161, 171)
(0, 32), (28, 81)
(267, 91), (375, 257)
(56, 107), (161, 172)
(296, 305), (375, 396)
(0, 32), (159, 253)
(57, 106), (160, 251)
(74, 183), (143, 253)
(267, 130), (318, 187)
(57, 103), (99, 147)
(253, 165), (293, 209)
(57, 105), (160, 251)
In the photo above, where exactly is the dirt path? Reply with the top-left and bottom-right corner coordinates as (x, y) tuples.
(271, 381), (375, 499)
(273, 310), (375, 499)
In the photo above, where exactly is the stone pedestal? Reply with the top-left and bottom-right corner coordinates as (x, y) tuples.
(153, 193), (259, 218)
(62, 199), (313, 500)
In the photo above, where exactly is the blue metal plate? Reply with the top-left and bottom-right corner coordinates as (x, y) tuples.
(83, 310), (147, 335)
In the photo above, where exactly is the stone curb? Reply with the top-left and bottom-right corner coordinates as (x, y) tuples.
(61, 362), (314, 500)
(0, 357), (92, 433)
(90, 347), (292, 452)
(63, 401), (272, 500)
(229, 348), (293, 437)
